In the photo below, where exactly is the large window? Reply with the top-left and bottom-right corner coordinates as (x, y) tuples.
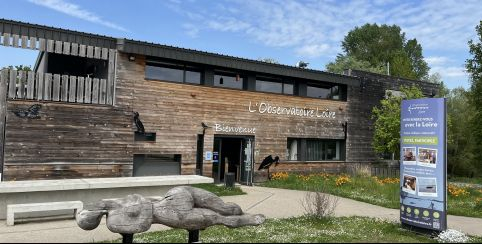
(287, 138), (344, 161)
(145, 61), (202, 84)
(256, 77), (294, 95)
(214, 72), (244, 89)
(306, 83), (343, 100)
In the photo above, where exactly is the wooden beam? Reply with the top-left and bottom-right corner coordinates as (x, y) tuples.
(38, 38), (46, 52)
(76, 77), (84, 103)
(0, 69), (8, 178)
(2, 33), (10, 46)
(55, 41), (63, 54)
(37, 72), (44, 100)
(107, 50), (116, 105)
(84, 77), (92, 103)
(47, 40), (54, 53)
(101, 48), (108, 60)
(21, 36), (28, 49)
(79, 45), (86, 57)
(8, 69), (16, 98)
(99, 79), (106, 104)
(63, 42), (71, 55)
(29, 37), (37, 50)
(94, 47), (101, 59)
(18, 71), (26, 99)
(61, 75), (69, 102)
(71, 43), (79, 56)
(12, 34), (19, 47)
(26, 71), (35, 99)
(87, 46), (94, 58)
(92, 78), (99, 104)
(69, 76), (76, 102)
(52, 74), (60, 101)
(44, 73), (52, 100)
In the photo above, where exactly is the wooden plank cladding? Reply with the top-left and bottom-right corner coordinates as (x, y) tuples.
(115, 53), (348, 177)
(0, 69), (114, 105)
(3, 101), (132, 181)
(0, 32), (111, 60)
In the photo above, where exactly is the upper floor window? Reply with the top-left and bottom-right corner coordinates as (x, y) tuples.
(214, 72), (244, 89)
(307, 83), (343, 100)
(256, 77), (294, 95)
(145, 61), (202, 84)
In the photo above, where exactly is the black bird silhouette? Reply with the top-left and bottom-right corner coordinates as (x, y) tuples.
(133, 112), (145, 133)
(13, 104), (41, 119)
(258, 155), (280, 180)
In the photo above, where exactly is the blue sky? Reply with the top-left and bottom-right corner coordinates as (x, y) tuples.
(1, 0), (480, 89)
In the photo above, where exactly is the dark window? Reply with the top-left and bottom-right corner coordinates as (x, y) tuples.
(287, 138), (344, 161)
(186, 70), (202, 84)
(146, 65), (183, 82)
(283, 83), (294, 95)
(214, 73), (243, 89)
(145, 61), (202, 84)
(256, 79), (282, 93)
(307, 83), (331, 99)
(306, 83), (343, 100)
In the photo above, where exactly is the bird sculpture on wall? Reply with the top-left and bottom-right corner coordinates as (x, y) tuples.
(13, 104), (42, 119)
(133, 112), (145, 133)
(295, 61), (309, 68)
(258, 155), (280, 180)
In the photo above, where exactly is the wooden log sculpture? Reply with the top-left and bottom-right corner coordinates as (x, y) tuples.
(76, 186), (265, 241)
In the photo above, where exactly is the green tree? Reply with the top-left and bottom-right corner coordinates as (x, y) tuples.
(446, 88), (477, 177)
(340, 23), (429, 80)
(371, 85), (424, 157)
(404, 39), (430, 80)
(466, 20), (482, 175)
(325, 55), (387, 74)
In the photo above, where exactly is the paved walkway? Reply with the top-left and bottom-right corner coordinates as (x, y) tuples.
(0, 186), (481, 243)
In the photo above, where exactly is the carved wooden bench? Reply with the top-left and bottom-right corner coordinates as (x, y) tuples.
(6, 201), (83, 226)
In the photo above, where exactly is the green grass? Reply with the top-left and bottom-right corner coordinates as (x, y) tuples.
(260, 173), (482, 218)
(107, 216), (482, 243)
(190, 183), (246, 196)
(449, 176), (482, 186)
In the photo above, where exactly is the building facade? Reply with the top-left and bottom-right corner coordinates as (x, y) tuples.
(0, 19), (439, 182)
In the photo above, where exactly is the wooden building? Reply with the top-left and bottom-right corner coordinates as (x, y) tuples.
(0, 19), (439, 183)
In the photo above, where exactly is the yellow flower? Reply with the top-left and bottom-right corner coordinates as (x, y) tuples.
(336, 175), (351, 186)
(271, 172), (289, 180)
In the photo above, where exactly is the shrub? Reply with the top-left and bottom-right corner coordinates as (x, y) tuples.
(301, 185), (339, 219)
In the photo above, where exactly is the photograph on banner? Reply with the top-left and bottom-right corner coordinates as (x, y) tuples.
(417, 148), (437, 168)
(402, 175), (417, 194)
(402, 147), (417, 165)
(417, 177), (438, 197)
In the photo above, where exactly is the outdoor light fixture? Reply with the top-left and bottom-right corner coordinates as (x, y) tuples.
(236, 74), (240, 81)
(129, 55), (136, 61)
(201, 122), (211, 134)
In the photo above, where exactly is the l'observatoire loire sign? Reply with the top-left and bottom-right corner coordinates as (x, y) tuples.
(400, 98), (447, 231)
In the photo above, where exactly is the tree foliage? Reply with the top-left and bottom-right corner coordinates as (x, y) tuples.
(325, 55), (386, 74)
(338, 23), (429, 80)
(446, 88), (477, 177)
(371, 85), (424, 156)
(465, 20), (482, 175)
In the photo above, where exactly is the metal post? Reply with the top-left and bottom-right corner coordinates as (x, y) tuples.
(188, 230), (200, 243)
(121, 233), (134, 244)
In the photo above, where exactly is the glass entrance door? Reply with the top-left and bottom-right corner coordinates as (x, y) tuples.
(212, 136), (255, 185)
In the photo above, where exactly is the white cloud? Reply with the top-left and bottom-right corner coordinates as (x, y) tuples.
(426, 56), (450, 66)
(163, 0), (480, 88)
(28, 0), (128, 32)
(295, 44), (331, 58)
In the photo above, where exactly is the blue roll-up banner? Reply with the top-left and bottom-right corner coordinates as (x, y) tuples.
(400, 98), (447, 231)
